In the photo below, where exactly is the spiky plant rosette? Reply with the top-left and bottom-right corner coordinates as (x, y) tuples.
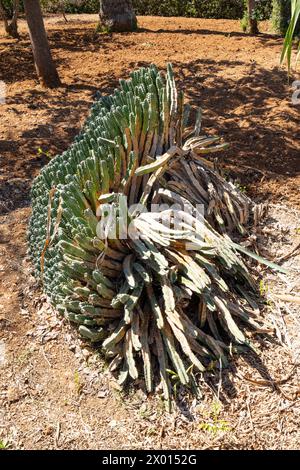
(29, 64), (276, 407)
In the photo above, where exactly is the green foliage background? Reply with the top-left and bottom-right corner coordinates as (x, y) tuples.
(1, 1), (298, 36)
(271, 0), (299, 35)
(1, 0), (16, 17)
(132, 0), (272, 19)
(2, 0), (272, 20)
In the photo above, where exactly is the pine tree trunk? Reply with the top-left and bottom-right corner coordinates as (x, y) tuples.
(23, 0), (61, 88)
(0, 0), (19, 39)
(99, 0), (137, 32)
(248, 0), (259, 34)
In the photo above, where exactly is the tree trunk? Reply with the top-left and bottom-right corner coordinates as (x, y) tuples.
(99, 0), (137, 32)
(248, 0), (259, 34)
(0, 1), (9, 32)
(23, 0), (61, 88)
(0, 0), (19, 39)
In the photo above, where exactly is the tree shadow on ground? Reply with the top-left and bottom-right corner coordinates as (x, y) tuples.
(50, 26), (137, 53)
(173, 58), (299, 182)
(137, 26), (286, 52)
(127, 56), (299, 180)
(138, 26), (280, 41)
(0, 73), (122, 214)
(0, 27), (136, 85)
(0, 37), (37, 83)
(174, 333), (286, 422)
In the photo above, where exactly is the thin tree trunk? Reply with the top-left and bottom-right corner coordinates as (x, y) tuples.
(7, 0), (19, 38)
(62, 10), (68, 23)
(0, 1), (9, 31)
(23, 0), (61, 88)
(60, 1), (68, 23)
(0, 0), (19, 38)
(248, 0), (259, 34)
(99, 0), (137, 32)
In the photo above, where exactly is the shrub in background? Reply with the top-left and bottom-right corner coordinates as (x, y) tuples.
(1, 0), (21, 17)
(240, 0), (272, 33)
(133, 0), (273, 20)
(37, 0), (273, 20)
(271, 0), (300, 35)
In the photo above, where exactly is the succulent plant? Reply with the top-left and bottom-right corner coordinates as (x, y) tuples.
(28, 64), (270, 408)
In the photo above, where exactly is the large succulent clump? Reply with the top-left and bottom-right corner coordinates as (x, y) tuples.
(29, 64), (267, 407)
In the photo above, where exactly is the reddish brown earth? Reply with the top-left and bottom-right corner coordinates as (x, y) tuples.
(0, 15), (299, 450)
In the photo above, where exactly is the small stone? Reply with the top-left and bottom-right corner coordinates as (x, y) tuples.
(109, 380), (122, 392)
(82, 348), (91, 359)
(7, 387), (21, 403)
(108, 419), (117, 428)
(44, 425), (53, 436)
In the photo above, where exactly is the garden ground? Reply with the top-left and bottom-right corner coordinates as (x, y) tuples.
(0, 15), (299, 449)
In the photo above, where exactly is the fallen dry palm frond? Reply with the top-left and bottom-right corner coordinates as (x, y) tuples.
(28, 64), (281, 409)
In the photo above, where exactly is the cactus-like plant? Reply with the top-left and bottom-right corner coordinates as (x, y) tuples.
(29, 65), (271, 408)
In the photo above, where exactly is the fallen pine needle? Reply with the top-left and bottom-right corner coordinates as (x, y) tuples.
(276, 241), (300, 263)
(273, 294), (300, 304)
(239, 363), (298, 388)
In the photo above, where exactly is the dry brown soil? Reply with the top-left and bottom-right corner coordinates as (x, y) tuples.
(0, 15), (299, 450)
